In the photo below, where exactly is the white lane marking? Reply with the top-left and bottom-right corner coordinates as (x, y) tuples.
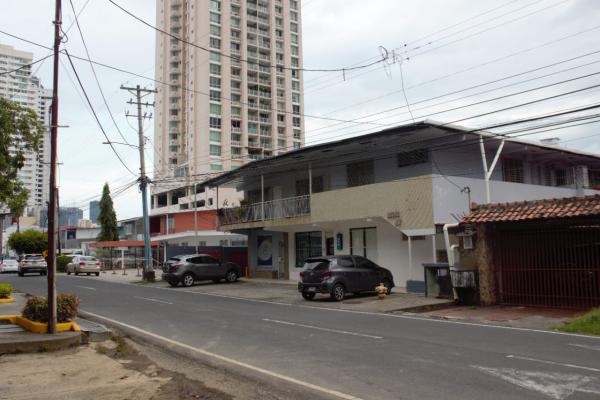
(134, 296), (173, 305)
(72, 279), (600, 340)
(263, 318), (383, 340)
(569, 343), (600, 352)
(81, 311), (364, 400)
(472, 365), (597, 400)
(166, 289), (600, 340)
(76, 285), (96, 291)
(506, 355), (600, 373)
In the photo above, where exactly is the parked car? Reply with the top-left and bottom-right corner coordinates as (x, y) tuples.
(298, 255), (395, 301)
(162, 254), (241, 287)
(18, 254), (48, 276)
(66, 256), (101, 276)
(0, 258), (19, 273)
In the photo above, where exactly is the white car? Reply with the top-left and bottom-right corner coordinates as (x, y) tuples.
(0, 259), (19, 273)
(67, 256), (101, 276)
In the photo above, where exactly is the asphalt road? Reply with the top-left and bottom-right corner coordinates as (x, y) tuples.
(3, 274), (600, 400)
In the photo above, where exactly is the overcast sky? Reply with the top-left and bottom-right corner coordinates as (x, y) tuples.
(2, 0), (599, 219)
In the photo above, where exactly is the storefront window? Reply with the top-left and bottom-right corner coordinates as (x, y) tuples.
(295, 231), (322, 268)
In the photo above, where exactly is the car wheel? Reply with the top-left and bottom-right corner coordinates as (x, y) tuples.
(40, 272), (44, 276)
(182, 273), (195, 287)
(212, 279), (221, 283)
(225, 270), (238, 283)
(382, 279), (393, 295)
(302, 292), (316, 301)
(330, 283), (345, 302)
(95, 272), (100, 276)
(75, 271), (79, 276)
(18, 272), (24, 277)
(168, 281), (178, 287)
(67, 270), (71, 275)
(86, 273), (90, 276)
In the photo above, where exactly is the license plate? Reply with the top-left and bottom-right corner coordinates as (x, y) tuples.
(307, 287), (316, 292)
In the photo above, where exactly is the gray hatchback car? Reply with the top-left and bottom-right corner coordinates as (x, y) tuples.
(298, 255), (395, 301)
(162, 254), (241, 287)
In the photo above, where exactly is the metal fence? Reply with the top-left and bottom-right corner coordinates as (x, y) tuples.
(494, 219), (600, 309)
(218, 195), (310, 225)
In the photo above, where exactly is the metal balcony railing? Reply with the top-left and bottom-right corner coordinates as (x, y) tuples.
(218, 195), (310, 225)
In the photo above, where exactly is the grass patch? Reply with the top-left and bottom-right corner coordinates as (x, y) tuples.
(557, 307), (600, 336)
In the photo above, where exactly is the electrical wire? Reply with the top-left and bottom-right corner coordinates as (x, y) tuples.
(108, 0), (389, 73)
(0, 54), (54, 76)
(63, 49), (137, 177)
(67, 0), (132, 146)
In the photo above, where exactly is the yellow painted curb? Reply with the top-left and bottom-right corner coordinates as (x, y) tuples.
(0, 315), (80, 334)
(0, 297), (16, 304)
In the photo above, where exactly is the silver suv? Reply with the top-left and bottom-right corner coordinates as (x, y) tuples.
(162, 254), (241, 287)
(18, 254), (48, 277)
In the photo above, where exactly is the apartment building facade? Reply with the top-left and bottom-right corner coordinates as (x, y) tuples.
(152, 0), (305, 215)
(202, 121), (600, 287)
(0, 44), (51, 208)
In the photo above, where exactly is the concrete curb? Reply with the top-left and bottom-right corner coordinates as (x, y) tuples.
(0, 297), (16, 304)
(0, 315), (80, 334)
(0, 331), (82, 355)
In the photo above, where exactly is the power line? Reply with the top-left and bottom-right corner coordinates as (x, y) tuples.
(108, 0), (390, 73)
(0, 54), (54, 76)
(67, 0), (132, 146)
(63, 49), (137, 177)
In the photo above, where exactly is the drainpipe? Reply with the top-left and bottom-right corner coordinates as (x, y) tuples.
(443, 222), (460, 267)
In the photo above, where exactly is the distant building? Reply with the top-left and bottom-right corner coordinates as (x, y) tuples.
(89, 200), (100, 224)
(39, 207), (83, 228)
(0, 43), (51, 208)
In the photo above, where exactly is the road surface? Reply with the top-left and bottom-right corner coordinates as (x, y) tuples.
(3, 274), (600, 400)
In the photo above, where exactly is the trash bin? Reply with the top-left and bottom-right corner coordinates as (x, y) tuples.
(450, 270), (479, 305)
(422, 263), (452, 298)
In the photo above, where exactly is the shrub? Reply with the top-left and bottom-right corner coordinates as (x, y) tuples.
(0, 283), (12, 299)
(22, 293), (80, 323)
(56, 255), (73, 273)
(558, 307), (600, 336)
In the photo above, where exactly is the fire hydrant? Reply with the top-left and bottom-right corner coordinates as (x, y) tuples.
(375, 282), (388, 300)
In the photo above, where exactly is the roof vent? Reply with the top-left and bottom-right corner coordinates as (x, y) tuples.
(540, 137), (561, 145)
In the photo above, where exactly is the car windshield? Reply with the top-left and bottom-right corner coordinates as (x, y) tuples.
(80, 257), (96, 261)
(167, 257), (182, 263)
(303, 259), (330, 272)
(4, 260), (17, 265)
(26, 256), (44, 260)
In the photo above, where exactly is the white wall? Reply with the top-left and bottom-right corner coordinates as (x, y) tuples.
(432, 175), (599, 224)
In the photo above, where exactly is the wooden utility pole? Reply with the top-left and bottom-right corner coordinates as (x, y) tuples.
(121, 85), (156, 279)
(47, 0), (62, 334)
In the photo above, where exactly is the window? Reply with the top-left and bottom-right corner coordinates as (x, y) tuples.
(210, 37), (221, 49)
(210, 63), (221, 75)
(210, 145), (221, 156)
(210, 51), (221, 62)
(502, 158), (524, 183)
(346, 160), (374, 187)
(555, 168), (574, 186)
(350, 228), (377, 260)
(209, 117), (221, 128)
(210, 25), (221, 36)
(210, 164), (223, 171)
(209, 12), (220, 23)
(210, 90), (221, 101)
(295, 231), (322, 268)
(209, 130), (221, 142)
(397, 149), (429, 167)
(209, 103), (221, 115)
(210, 76), (221, 88)
(295, 176), (324, 195)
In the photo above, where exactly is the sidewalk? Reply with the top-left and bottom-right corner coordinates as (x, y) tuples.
(419, 305), (583, 330)
(63, 268), (158, 284)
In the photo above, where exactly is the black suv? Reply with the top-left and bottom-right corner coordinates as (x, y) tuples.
(162, 254), (241, 287)
(298, 255), (394, 301)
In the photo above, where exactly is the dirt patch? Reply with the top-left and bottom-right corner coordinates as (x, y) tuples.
(95, 335), (233, 400)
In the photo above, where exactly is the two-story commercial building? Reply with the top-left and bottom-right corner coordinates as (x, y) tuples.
(201, 121), (600, 288)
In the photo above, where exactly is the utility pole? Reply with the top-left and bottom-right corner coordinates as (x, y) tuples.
(121, 85), (156, 280)
(47, 0), (62, 334)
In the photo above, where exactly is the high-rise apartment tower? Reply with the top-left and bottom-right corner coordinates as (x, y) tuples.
(153, 0), (304, 201)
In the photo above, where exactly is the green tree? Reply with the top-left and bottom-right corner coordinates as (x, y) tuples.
(7, 184), (29, 232)
(0, 98), (44, 206)
(97, 183), (119, 241)
(8, 229), (48, 255)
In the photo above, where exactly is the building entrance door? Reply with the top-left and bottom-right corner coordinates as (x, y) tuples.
(350, 227), (377, 262)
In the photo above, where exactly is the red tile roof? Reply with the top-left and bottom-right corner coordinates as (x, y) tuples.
(461, 195), (600, 224)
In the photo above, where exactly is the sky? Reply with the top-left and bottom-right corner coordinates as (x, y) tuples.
(1, 0), (599, 220)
